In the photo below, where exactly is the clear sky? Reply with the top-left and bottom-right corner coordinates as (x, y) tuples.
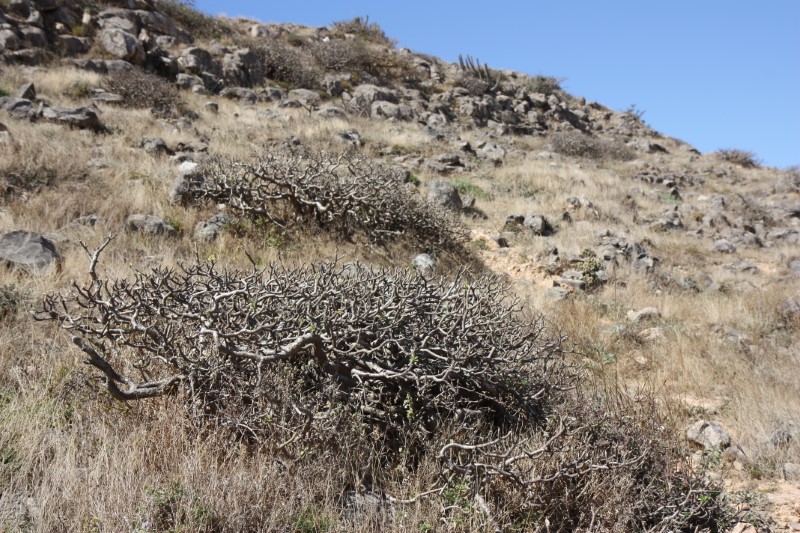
(194, 0), (799, 169)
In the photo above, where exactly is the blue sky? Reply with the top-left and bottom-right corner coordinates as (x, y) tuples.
(195, 1), (799, 169)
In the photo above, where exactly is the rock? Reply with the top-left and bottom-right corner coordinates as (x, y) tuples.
(177, 47), (215, 75)
(412, 253), (436, 278)
(19, 26), (47, 48)
(0, 122), (11, 145)
(287, 88), (321, 107)
(0, 29), (21, 51)
(204, 102), (218, 114)
(784, 462), (800, 482)
(476, 142), (505, 165)
(10, 81), (36, 101)
(546, 287), (570, 301)
(427, 181), (462, 212)
(371, 100), (400, 119)
(790, 258), (800, 278)
(505, 214), (525, 228)
(176, 73), (204, 90)
(336, 129), (362, 147)
(126, 214), (177, 237)
(169, 162), (201, 205)
(713, 239), (736, 254)
(0, 231), (60, 272)
(638, 327), (665, 342)
(317, 106), (347, 119)
(525, 214), (553, 236)
(626, 307), (660, 323)
(40, 106), (102, 131)
(729, 523), (757, 533)
(554, 278), (586, 290)
(686, 420), (731, 450)
(222, 48), (263, 87)
(139, 137), (171, 156)
(426, 153), (466, 174)
(220, 87), (257, 103)
(98, 29), (145, 65)
(193, 213), (231, 242)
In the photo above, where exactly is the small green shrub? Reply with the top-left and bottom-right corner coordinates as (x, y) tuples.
(63, 81), (93, 99)
(452, 178), (492, 200)
(0, 285), (25, 320)
(0, 88), (11, 97)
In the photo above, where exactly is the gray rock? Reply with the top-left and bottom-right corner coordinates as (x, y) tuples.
(555, 278), (586, 290)
(220, 87), (257, 103)
(412, 253), (436, 277)
(140, 137), (171, 156)
(0, 231), (60, 272)
(204, 102), (218, 113)
(713, 239), (736, 254)
(336, 129), (362, 147)
(784, 463), (800, 482)
(16, 82), (35, 100)
(370, 100), (400, 119)
(0, 122), (11, 145)
(40, 106), (102, 131)
(98, 29), (145, 65)
(627, 307), (660, 323)
(686, 420), (731, 450)
(790, 259), (800, 278)
(476, 142), (505, 165)
(287, 88), (321, 107)
(427, 181), (462, 212)
(19, 26), (47, 48)
(546, 287), (570, 301)
(58, 35), (90, 56)
(126, 214), (177, 237)
(168, 161), (201, 205)
(176, 73), (204, 90)
(193, 213), (231, 242)
(0, 30), (21, 51)
(525, 214), (553, 236)
(177, 47), (215, 75)
(317, 106), (347, 119)
(222, 48), (263, 87)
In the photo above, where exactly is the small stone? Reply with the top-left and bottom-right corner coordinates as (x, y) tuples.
(126, 214), (177, 237)
(546, 287), (570, 301)
(784, 462), (800, 482)
(729, 523), (757, 533)
(205, 102), (218, 113)
(16, 82), (36, 100)
(713, 239), (736, 254)
(412, 253), (436, 278)
(626, 307), (660, 323)
(686, 420), (731, 450)
(638, 327), (665, 342)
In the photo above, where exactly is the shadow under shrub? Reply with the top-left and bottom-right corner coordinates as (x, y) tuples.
(39, 253), (733, 531)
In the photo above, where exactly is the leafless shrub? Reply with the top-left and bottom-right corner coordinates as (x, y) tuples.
(37, 244), (733, 530)
(524, 74), (565, 96)
(183, 150), (467, 251)
(157, 0), (233, 40)
(550, 132), (635, 161)
(103, 68), (181, 113)
(309, 40), (419, 85)
(330, 16), (391, 45)
(715, 148), (761, 169)
(249, 37), (323, 89)
(455, 73), (491, 96)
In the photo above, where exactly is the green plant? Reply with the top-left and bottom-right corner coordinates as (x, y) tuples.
(292, 504), (334, 533)
(0, 88), (10, 97)
(579, 248), (604, 290)
(0, 285), (26, 320)
(71, 24), (86, 37)
(452, 179), (492, 200)
(63, 81), (92, 99)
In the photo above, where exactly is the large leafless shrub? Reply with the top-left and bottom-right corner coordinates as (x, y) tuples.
(38, 243), (732, 531)
(550, 131), (635, 161)
(183, 150), (467, 251)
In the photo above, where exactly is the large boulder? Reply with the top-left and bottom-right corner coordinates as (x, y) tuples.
(98, 29), (145, 65)
(40, 106), (102, 131)
(0, 29), (21, 51)
(177, 47), (216, 75)
(126, 214), (178, 237)
(0, 231), (60, 272)
(427, 180), (462, 212)
(686, 420), (731, 450)
(222, 48), (263, 87)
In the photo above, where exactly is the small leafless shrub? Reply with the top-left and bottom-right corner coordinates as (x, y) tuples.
(103, 68), (181, 113)
(157, 0), (233, 40)
(455, 73), (491, 96)
(524, 74), (565, 96)
(38, 247), (733, 530)
(550, 132), (635, 161)
(716, 148), (761, 169)
(250, 37), (322, 89)
(183, 150), (467, 251)
(330, 16), (391, 45)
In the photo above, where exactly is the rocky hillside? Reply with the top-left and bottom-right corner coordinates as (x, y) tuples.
(1, 1), (799, 531)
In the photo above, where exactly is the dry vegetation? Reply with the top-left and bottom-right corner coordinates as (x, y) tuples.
(1, 3), (799, 530)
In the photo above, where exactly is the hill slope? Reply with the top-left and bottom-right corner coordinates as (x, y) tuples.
(1, 1), (799, 530)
